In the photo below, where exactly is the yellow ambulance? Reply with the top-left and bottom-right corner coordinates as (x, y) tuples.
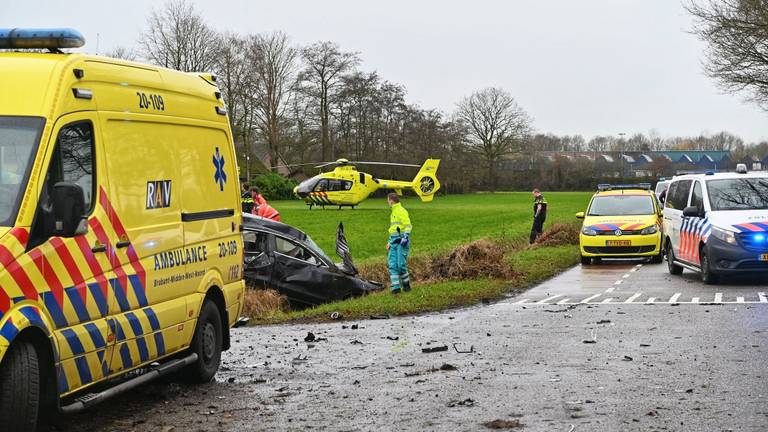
(0, 28), (244, 431)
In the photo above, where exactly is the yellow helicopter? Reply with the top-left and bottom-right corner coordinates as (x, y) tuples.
(288, 159), (441, 208)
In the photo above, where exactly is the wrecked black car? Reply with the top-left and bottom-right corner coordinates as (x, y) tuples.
(242, 214), (383, 306)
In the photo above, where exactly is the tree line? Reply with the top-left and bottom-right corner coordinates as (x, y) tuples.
(108, 0), (766, 192)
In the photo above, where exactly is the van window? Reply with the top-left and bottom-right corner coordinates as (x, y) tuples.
(665, 182), (677, 209)
(667, 180), (692, 210)
(707, 178), (768, 211)
(46, 122), (96, 212)
(691, 181), (704, 212)
(0, 116), (44, 226)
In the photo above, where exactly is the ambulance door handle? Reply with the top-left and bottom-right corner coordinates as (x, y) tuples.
(116, 240), (131, 249)
(91, 244), (107, 253)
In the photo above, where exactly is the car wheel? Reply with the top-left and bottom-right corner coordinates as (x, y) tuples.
(700, 247), (719, 285)
(650, 250), (664, 264)
(580, 255), (591, 265)
(666, 240), (683, 275)
(181, 300), (223, 383)
(0, 341), (40, 432)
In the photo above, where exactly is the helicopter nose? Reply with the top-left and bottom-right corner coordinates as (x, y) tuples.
(293, 186), (307, 198)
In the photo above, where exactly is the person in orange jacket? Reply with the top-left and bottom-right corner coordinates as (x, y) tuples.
(251, 186), (281, 221)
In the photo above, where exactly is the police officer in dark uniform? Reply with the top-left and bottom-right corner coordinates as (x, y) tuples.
(530, 188), (547, 243)
(241, 183), (255, 213)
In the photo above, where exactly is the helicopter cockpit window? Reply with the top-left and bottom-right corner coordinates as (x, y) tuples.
(313, 179), (329, 192)
(326, 180), (352, 192)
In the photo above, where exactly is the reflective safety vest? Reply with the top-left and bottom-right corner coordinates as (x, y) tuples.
(388, 202), (412, 235)
(255, 203), (281, 221)
(241, 191), (254, 213)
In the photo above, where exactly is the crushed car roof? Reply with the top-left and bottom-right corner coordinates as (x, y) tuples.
(243, 213), (307, 241)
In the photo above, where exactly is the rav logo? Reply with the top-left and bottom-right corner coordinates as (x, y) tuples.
(146, 180), (172, 209)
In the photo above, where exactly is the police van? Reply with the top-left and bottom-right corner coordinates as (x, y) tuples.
(0, 29), (244, 430)
(663, 164), (768, 284)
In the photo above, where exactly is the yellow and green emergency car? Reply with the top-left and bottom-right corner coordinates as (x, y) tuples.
(0, 28), (244, 431)
(576, 184), (664, 265)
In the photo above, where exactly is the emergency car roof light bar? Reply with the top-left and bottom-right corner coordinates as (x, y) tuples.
(0, 28), (85, 50)
(597, 183), (652, 192)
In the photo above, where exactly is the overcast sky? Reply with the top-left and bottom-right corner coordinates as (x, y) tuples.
(5, 0), (768, 143)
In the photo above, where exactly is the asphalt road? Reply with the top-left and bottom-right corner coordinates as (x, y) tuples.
(58, 261), (768, 432)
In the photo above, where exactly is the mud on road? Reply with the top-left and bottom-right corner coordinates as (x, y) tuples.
(57, 262), (768, 432)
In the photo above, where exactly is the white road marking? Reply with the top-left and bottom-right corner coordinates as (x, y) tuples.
(760, 292), (767, 303)
(515, 298), (530, 304)
(646, 297), (656, 304)
(630, 268), (638, 272)
(537, 295), (563, 304)
(557, 298), (571, 305)
(625, 293), (642, 303)
(605, 287), (615, 293)
(601, 298), (614, 304)
(714, 293), (723, 303)
(691, 297), (699, 303)
(622, 274), (630, 279)
(581, 294), (602, 304)
(737, 296), (745, 303)
(668, 293), (681, 303)
(614, 280), (623, 285)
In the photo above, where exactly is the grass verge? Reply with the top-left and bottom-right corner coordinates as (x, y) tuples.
(244, 227), (581, 324)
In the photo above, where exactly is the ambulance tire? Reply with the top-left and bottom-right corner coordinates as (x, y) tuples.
(700, 248), (720, 285)
(580, 255), (591, 265)
(0, 341), (40, 432)
(182, 301), (223, 383)
(650, 251), (664, 264)
(666, 240), (683, 275)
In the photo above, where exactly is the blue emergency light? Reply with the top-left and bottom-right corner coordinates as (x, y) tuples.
(753, 233), (766, 243)
(0, 28), (85, 50)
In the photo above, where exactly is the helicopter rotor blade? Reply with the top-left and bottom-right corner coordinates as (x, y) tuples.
(270, 162), (335, 170)
(348, 161), (421, 167)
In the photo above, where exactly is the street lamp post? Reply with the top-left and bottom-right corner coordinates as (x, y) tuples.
(618, 132), (626, 178)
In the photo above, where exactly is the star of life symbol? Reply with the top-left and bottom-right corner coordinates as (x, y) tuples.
(213, 147), (227, 191)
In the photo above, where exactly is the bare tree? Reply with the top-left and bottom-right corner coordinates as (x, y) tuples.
(686, 0), (768, 108)
(106, 46), (137, 61)
(138, 0), (219, 72)
(300, 41), (360, 161)
(455, 87), (532, 190)
(247, 32), (299, 171)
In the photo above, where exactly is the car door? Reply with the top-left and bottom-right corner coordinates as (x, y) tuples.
(243, 230), (274, 289)
(28, 114), (116, 393)
(681, 180), (706, 265)
(271, 236), (341, 305)
(665, 180), (692, 258)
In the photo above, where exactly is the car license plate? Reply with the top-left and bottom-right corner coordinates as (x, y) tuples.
(606, 240), (631, 247)
(760, 254), (768, 261)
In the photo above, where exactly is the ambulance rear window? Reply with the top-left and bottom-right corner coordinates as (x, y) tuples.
(0, 116), (44, 226)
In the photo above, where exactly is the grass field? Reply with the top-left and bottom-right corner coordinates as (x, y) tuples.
(244, 192), (592, 324)
(270, 192), (592, 264)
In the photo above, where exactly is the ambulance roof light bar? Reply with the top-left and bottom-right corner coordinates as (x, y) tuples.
(0, 28), (85, 50)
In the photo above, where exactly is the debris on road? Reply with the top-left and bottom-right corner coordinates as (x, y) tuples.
(596, 319), (611, 324)
(330, 312), (341, 320)
(439, 363), (458, 371)
(350, 340), (363, 345)
(582, 339), (596, 344)
(304, 332), (316, 342)
(482, 419), (523, 429)
(422, 345), (449, 353)
(623, 355), (633, 361)
(447, 398), (475, 407)
(386, 336), (399, 341)
(453, 343), (474, 353)
(370, 314), (390, 320)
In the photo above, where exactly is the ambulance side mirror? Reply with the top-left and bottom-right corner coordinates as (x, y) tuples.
(575, 212), (585, 219)
(52, 182), (89, 237)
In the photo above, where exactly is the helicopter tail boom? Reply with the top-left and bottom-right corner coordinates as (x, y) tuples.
(377, 159), (441, 202)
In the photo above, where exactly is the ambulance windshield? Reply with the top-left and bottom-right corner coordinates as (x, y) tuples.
(588, 195), (655, 216)
(0, 117), (43, 226)
(707, 178), (768, 211)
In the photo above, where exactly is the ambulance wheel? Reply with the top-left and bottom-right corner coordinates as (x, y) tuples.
(0, 341), (40, 432)
(580, 255), (591, 265)
(700, 248), (719, 285)
(182, 300), (223, 383)
(666, 240), (683, 275)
